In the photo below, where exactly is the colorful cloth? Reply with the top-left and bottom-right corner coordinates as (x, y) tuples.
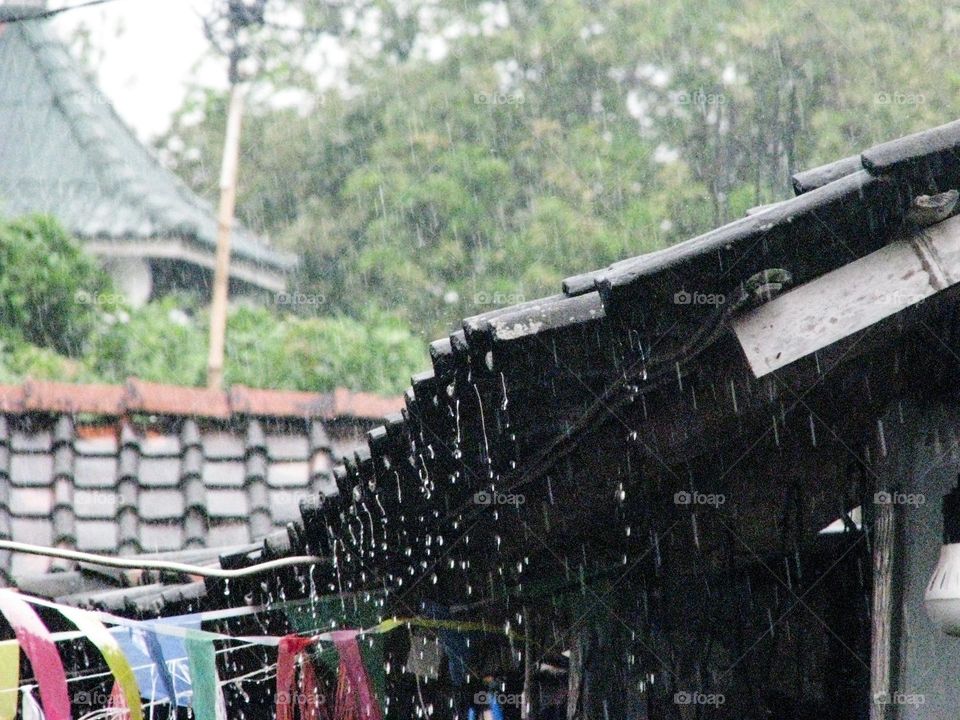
(332, 631), (382, 720)
(276, 635), (313, 720)
(111, 615), (201, 705)
(0, 640), (19, 720)
(58, 605), (142, 720)
(185, 631), (225, 720)
(0, 591), (70, 720)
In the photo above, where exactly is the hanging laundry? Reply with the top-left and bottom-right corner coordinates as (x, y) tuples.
(276, 635), (328, 720)
(298, 655), (328, 720)
(107, 682), (131, 720)
(0, 640), (19, 720)
(420, 601), (473, 686)
(185, 630), (226, 720)
(331, 630), (383, 720)
(57, 605), (142, 720)
(404, 632), (443, 680)
(111, 614), (201, 706)
(276, 635), (313, 720)
(0, 591), (70, 720)
(20, 690), (44, 720)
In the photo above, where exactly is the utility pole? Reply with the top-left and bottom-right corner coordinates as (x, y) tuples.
(207, 81), (245, 390)
(205, 0), (267, 390)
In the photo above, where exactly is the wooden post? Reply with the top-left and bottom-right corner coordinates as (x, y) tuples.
(206, 81), (246, 390)
(870, 497), (897, 720)
(869, 407), (914, 720)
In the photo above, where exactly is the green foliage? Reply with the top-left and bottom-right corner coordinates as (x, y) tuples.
(0, 216), (423, 394)
(223, 305), (425, 393)
(12, 0), (960, 391)
(0, 215), (112, 356)
(158, 0), (960, 340)
(81, 296), (423, 394)
(84, 296), (209, 386)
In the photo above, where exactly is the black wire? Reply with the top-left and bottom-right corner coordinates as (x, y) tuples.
(0, 0), (125, 24)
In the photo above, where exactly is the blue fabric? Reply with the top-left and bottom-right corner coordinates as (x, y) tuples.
(420, 600), (472, 686)
(111, 615), (202, 706)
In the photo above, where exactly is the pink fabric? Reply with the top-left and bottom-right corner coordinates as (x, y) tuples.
(108, 682), (131, 720)
(298, 656), (329, 720)
(331, 631), (381, 720)
(276, 635), (315, 720)
(0, 591), (71, 720)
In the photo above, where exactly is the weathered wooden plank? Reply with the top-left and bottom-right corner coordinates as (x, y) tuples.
(871, 500), (897, 720)
(732, 214), (960, 377)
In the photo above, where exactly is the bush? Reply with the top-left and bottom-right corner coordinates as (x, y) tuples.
(0, 215), (426, 395)
(84, 297), (425, 395)
(0, 215), (112, 356)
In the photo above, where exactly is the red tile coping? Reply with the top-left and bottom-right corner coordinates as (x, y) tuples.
(0, 379), (403, 421)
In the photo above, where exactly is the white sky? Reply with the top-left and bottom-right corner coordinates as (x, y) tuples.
(53, 0), (223, 141)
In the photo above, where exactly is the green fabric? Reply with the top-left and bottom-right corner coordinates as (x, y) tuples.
(0, 640), (18, 720)
(283, 594), (383, 634)
(185, 631), (220, 720)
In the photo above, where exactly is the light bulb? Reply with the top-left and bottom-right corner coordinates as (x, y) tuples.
(924, 482), (960, 636)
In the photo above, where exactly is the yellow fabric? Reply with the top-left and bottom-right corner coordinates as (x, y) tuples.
(58, 606), (143, 720)
(0, 640), (18, 720)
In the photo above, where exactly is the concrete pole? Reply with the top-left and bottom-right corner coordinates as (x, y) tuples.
(206, 81), (246, 390)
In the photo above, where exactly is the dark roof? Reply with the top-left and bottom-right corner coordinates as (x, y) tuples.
(0, 379), (401, 584)
(0, 7), (296, 287)
(278, 118), (960, 599)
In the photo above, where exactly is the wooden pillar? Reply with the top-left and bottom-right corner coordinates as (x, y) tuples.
(869, 407), (914, 719)
(871, 496), (899, 719)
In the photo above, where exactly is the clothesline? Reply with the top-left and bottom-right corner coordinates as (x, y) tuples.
(3, 641), (262, 696)
(0, 587), (520, 720)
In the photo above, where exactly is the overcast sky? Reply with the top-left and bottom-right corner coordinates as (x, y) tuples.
(53, 0), (223, 141)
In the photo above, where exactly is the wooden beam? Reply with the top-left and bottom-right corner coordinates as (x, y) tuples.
(733, 213), (960, 377)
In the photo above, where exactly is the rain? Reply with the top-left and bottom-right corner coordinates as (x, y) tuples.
(1, 0), (960, 718)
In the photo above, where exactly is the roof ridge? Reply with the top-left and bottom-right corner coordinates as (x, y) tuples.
(0, 377), (402, 420)
(5, 19), (295, 271)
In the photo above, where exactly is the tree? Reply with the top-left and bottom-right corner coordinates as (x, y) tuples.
(159, 0), (960, 340)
